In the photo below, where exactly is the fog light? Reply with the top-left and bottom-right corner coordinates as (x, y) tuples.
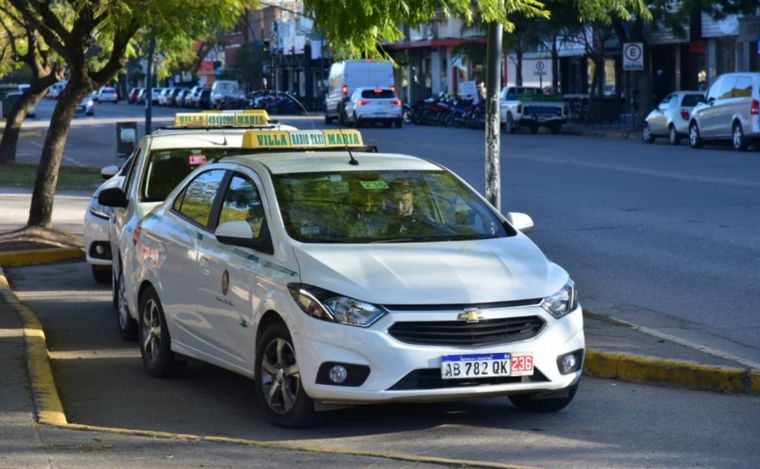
(328, 365), (348, 384)
(95, 245), (105, 255)
(557, 350), (583, 375)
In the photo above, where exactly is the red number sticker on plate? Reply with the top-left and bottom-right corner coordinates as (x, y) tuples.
(189, 154), (207, 166)
(511, 354), (534, 377)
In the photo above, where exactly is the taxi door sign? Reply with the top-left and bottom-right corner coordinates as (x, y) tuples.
(243, 129), (364, 149)
(174, 110), (270, 127)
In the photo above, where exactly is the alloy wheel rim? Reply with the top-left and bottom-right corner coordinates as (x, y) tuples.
(670, 127), (677, 143)
(643, 125), (650, 140)
(141, 299), (161, 364)
(260, 337), (300, 414)
(690, 125), (698, 144)
(733, 127), (742, 148)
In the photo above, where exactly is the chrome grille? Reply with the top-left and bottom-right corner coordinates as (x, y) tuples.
(388, 316), (545, 347)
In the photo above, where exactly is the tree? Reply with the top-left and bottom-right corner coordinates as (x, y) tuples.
(4, 0), (250, 230)
(0, 2), (63, 164)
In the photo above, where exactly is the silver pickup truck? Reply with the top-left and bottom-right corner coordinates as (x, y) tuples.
(499, 86), (568, 134)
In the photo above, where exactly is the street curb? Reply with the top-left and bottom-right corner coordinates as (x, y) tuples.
(0, 247), (84, 267)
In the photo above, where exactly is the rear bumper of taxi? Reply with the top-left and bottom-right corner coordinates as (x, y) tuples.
(293, 304), (585, 404)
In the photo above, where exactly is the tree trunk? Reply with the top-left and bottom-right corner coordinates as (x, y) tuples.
(0, 76), (57, 164)
(27, 78), (91, 228)
(484, 22), (502, 211)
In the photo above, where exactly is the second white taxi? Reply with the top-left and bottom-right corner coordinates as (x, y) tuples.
(129, 129), (584, 428)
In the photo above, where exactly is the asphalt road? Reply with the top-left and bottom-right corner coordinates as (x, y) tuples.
(16, 98), (760, 369)
(7, 260), (760, 469)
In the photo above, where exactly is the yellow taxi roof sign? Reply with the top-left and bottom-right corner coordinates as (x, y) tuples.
(242, 129), (364, 150)
(174, 110), (270, 127)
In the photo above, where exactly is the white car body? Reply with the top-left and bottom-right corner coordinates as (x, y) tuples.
(128, 129), (584, 426)
(210, 80), (244, 108)
(499, 86), (567, 133)
(100, 111), (297, 340)
(344, 87), (403, 127)
(324, 60), (394, 124)
(96, 86), (119, 103)
(642, 91), (704, 145)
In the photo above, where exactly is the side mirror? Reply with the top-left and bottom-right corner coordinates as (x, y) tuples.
(506, 212), (534, 233)
(100, 165), (119, 180)
(98, 187), (128, 208)
(215, 220), (273, 254)
(707, 97), (715, 105)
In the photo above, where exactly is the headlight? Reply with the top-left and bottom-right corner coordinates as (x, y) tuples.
(89, 195), (113, 219)
(541, 279), (578, 319)
(87, 100), (94, 106)
(288, 284), (386, 327)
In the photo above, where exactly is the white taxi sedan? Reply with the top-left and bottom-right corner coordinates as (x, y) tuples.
(131, 129), (584, 428)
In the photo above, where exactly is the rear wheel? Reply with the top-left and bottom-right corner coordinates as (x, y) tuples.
(254, 321), (319, 428)
(509, 383), (578, 412)
(668, 125), (680, 145)
(688, 122), (703, 148)
(732, 122), (748, 151)
(641, 122), (655, 143)
(505, 113), (516, 134)
(139, 286), (184, 378)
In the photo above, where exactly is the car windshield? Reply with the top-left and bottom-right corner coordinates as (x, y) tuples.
(361, 89), (396, 99)
(273, 170), (514, 243)
(681, 94), (704, 107)
(102, 88), (114, 93)
(140, 148), (250, 202)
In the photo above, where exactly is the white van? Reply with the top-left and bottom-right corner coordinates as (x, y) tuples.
(210, 80), (244, 108)
(324, 60), (394, 124)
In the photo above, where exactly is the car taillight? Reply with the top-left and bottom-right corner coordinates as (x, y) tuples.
(391, 99), (402, 106)
(390, 85), (396, 92)
(357, 100), (369, 106)
(752, 99), (759, 116)
(341, 85), (348, 95)
(133, 225), (141, 245)
(680, 109), (690, 120)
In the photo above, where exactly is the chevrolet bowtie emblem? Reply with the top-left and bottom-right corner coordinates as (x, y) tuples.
(458, 309), (483, 323)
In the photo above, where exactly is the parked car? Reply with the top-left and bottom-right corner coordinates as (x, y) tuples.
(76, 94), (95, 116)
(344, 87), (403, 127)
(158, 88), (174, 106)
(120, 128), (584, 428)
(96, 86), (119, 103)
(149, 88), (163, 105)
(500, 86), (568, 134)
(47, 81), (67, 99)
(209, 80), (244, 108)
(188, 86), (207, 108)
(324, 59), (394, 125)
(688, 72), (760, 151)
(183, 86), (203, 107)
(642, 91), (704, 145)
(128, 87), (141, 104)
(168, 87), (184, 107)
(175, 88), (190, 107)
(197, 88), (211, 109)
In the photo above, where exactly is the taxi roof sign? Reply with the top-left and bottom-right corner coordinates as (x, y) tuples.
(174, 110), (270, 128)
(242, 129), (364, 150)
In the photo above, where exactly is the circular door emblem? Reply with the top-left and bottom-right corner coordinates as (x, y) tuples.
(221, 270), (229, 296)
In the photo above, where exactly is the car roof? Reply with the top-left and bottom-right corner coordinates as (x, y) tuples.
(225, 152), (441, 175)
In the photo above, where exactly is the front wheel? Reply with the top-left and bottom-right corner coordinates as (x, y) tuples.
(116, 270), (138, 341)
(689, 122), (703, 148)
(509, 383), (578, 412)
(641, 122), (655, 143)
(255, 321), (318, 428)
(668, 125), (680, 145)
(139, 287), (183, 378)
(732, 122), (748, 151)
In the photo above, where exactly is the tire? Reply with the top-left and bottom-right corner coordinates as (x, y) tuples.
(394, 119), (403, 128)
(668, 125), (680, 145)
(324, 113), (333, 124)
(116, 270), (138, 341)
(403, 109), (413, 125)
(732, 122), (748, 151)
(91, 265), (111, 284)
(641, 122), (655, 143)
(254, 321), (319, 428)
(509, 383), (578, 412)
(505, 113), (516, 134)
(139, 286), (184, 378)
(688, 122), (703, 149)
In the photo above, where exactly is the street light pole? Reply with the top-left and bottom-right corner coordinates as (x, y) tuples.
(485, 22), (503, 212)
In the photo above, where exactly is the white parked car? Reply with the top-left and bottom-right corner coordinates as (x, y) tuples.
(84, 159), (133, 283)
(499, 86), (568, 134)
(96, 86), (119, 103)
(642, 91), (704, 145)
(344, 87), (403, 128)
(210, 80), (244, 108)
(97, 110), (297, 341)
(121, 128), (585, 428)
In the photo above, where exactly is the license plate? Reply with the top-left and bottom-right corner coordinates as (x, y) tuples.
(441, 353), (511, 379)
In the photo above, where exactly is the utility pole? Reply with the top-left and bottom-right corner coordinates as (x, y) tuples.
(145, 35), (156, 135)
(484, 22), (503, 211)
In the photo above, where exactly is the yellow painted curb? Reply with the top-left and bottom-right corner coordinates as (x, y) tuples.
(0, 248), (84, 267)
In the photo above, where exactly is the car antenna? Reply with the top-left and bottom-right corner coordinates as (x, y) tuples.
(336, 126), (359, 165)
(273, 90), (317, 132)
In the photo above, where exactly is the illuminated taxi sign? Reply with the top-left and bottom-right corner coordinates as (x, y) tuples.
(174, 110), (270, 127)
(242, 129), (364, 149)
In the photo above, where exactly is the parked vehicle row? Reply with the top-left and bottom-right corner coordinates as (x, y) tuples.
(85, 109), (585, 428)
(644, 72), (760, 151)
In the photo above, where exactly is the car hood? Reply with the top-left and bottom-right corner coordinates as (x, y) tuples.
(293, 236), (567, 305)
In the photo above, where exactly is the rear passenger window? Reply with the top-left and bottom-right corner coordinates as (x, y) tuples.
(733, 77), (752, 98)
(173, 170), (226, 228)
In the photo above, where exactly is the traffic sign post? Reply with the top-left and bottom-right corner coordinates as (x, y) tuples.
(623, 43), (644, 132)
(534, 60), (547, 88)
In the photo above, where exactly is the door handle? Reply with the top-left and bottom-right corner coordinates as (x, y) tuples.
(198, 257), (210, 276)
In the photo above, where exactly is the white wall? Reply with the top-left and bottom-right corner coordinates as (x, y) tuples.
(506, 56), (553, 88)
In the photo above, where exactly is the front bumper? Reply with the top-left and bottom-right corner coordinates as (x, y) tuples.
(293, 303), (584, 404)
(84, 209), (112, 266)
